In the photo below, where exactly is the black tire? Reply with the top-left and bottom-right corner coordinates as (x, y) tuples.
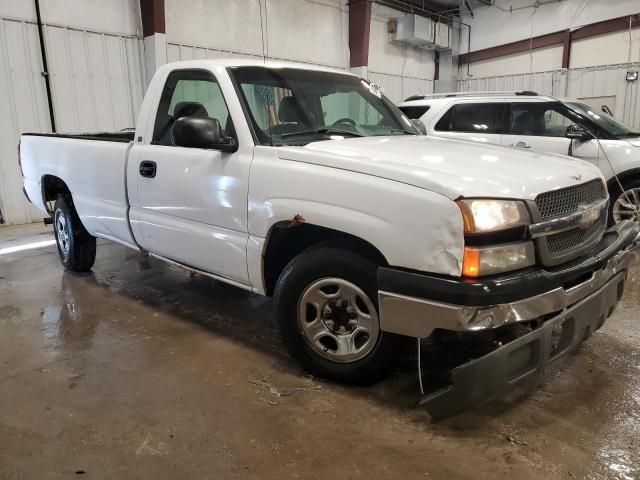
(608, 177), (640, 226)
(52, 195), (96, 272)
(274, 245), (401, 385)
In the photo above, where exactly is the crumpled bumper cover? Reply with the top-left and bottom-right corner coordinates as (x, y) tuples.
(421, 269), (626, 420)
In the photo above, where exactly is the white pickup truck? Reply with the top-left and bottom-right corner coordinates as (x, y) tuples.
(20, 59), (640, 418)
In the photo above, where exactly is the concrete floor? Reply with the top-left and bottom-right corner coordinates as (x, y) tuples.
(1, 224), (639, 480)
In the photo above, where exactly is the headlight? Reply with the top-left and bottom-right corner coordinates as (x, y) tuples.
(462, 242), (535, 277)
(457, 199), (530, 233)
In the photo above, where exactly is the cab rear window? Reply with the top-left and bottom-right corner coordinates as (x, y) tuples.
(399, 105), (430, 119)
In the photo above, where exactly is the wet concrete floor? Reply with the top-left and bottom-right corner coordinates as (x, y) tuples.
(1, 223), (639, 479)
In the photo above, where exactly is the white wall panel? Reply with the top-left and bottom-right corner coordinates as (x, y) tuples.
(457, 69), (567, 96)
(460, 0), (640, 53)
(368, 71), (434, 103)
(0, 16), (145, 226)
(368, 5), (435, 81)
(461, 45), (564, 80)
(166, 0), (348, 68)
(566, 64), (640, 130)
(0, 19), (49, 225)
(571, 28), (640, 69)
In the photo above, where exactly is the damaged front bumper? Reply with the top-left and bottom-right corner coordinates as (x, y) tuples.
(377, 220), (640, 419)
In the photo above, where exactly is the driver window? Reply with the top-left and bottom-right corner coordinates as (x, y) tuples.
(508, 103), (576, 137)
(152, 70), (231, 146)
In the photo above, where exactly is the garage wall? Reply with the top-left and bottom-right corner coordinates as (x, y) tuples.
(367, 5), (435, 102)
(165, 0), (349, 68)
(0, 1), (145, 226)
(164, 1), (435, 103)
(461, 45), (563, 80)
(461, 0), (640, 52)
(459, 0), (640, 78)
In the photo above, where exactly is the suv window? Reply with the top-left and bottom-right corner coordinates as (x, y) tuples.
(399, 105), (430, 119)
(435, 103), (504, 133)
(507, 102), (576, 137)
(153, 70), (231, 146)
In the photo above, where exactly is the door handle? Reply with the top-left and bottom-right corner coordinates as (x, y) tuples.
(509, 141), (531, 149)
(139, 161), (157, 178)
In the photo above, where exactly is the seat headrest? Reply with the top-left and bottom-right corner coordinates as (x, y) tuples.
(278, 96), (303, 123)
(173, 101), (209, 119)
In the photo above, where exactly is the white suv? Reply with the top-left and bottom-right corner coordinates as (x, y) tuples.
(398, 92), (640, 224)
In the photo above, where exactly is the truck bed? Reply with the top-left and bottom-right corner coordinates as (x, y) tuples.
(22, 131), (135, 143)
(20, 131), (137, 249)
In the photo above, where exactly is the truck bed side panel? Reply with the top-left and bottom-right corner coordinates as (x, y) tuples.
(21, 135), (137, 249)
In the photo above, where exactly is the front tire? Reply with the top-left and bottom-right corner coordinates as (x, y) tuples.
(274, 245), (401, 384)
(53, 195), (96, 272)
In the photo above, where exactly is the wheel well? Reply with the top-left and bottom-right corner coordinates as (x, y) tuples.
(606, 168), (640, 194)
(262, 223), (388, 296)
(41, 175), (70, 214)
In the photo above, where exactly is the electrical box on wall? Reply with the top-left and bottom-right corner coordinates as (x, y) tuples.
(392, 14), (451, 50)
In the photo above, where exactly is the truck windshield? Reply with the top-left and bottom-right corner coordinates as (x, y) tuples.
(564, 101), (640, 138)
(229, 66), (418, 145)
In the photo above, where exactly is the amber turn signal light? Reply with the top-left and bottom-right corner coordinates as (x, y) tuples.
(462, 247), (480, 277)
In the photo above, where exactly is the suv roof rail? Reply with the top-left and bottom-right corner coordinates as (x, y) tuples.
(402, 90), (539, 101)
(403, 95), (426, 101)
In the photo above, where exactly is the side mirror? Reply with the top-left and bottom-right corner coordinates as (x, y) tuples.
(171, 116), (237, 152)
(565, 124), (591, 141)
(411, 118), (427, 135)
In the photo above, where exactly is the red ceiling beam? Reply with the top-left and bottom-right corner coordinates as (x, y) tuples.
(459, 30), (567, 65)
(349, 0), (372, 68)
(139, 0), (165, 37)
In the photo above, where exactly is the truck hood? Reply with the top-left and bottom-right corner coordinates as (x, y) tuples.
(276, 135), (603, 200)
(627, 138), (640, 147)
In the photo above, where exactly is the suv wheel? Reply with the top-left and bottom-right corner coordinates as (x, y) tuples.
(610, 178), (640, 225)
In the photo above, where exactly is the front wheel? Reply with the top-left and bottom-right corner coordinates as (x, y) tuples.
(609, 178), (640, 225)
(53, 195), (96, 272)
(274, 245), (401, 384)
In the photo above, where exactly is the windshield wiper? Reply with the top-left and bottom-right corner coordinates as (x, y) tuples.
(387, 128), (417, 135)
(280, 127), (365, 139)
(615, 132), (640, 138)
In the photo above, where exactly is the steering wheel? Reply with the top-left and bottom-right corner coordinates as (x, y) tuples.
(332, 117), (357, 127)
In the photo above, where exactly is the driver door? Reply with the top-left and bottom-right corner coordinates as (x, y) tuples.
(502, 101), (573, 155)
(128, 69), (252, 284)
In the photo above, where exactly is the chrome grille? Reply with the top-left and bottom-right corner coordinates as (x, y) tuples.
(532, 180), (608, 267)
(535, 179), (606, 219)
(546, 220), (604, 255)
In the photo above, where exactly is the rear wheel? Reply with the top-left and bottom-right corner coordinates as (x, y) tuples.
(274, 245), (401, 384)
(609, 178), (640, 225)
(53, 195), (96, 272)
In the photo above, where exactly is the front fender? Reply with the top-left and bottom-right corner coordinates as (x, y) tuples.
(248, 151), (464, 277)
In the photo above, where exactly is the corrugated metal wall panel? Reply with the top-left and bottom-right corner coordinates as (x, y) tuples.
(0, 19), (50, 225)
(456, 70), (566, 96)
(368, 71), (434, 103)
(44, 26), (143, 132)
(167, 43), (262, 63)
(0, 17), (145, 226)
(566, 64), (640, 130)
